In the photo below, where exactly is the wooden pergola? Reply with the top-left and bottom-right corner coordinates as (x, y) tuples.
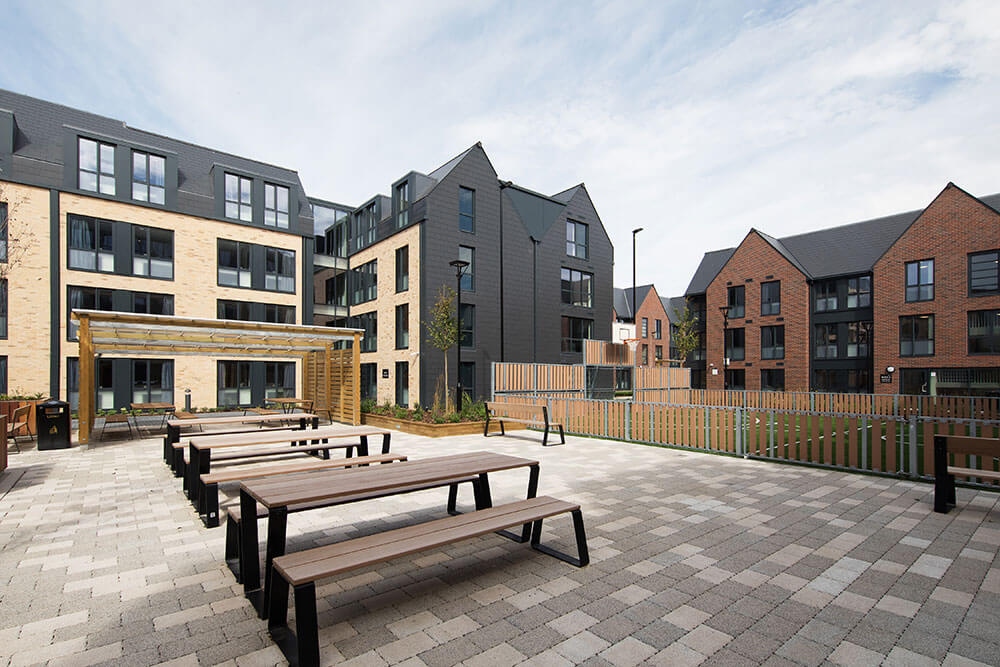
(71, 310), (363, 444)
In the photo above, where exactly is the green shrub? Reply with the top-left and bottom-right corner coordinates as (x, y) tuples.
(360, 398), (376, 414)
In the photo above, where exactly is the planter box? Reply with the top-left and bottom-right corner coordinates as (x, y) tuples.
(0, 416), (7, 473)
(0, 399), (46, 436)
(361, 413), (524, 438)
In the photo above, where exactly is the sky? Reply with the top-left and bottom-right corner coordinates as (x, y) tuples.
(2, 0), (999, 297)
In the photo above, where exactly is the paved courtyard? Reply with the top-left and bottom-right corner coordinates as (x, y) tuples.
(1, 427), (999, 667)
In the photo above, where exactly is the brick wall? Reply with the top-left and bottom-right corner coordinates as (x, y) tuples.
(873, 184), (1000, 393)
(705, 231), (810, 390)
(634, 287), (668, 365)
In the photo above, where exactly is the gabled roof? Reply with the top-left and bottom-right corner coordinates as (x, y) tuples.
(613, 284), (657, 320)
(551, 184), (583, 204)
(505, 183), (567, 240)
(754, 229), (809, 277)
(685, 248), (736, 295)
(662, 296), (688, 324)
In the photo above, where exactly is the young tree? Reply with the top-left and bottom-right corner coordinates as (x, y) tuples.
(671, 305), (700, 366)
(424, 285), (458, 410)
(0, 184), (34, 282)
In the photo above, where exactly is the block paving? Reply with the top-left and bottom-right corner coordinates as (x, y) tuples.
(1, 427), (999, 666)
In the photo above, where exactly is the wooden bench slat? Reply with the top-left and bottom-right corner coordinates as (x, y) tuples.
(947, 466), (1000, 480)
(203, 453), (405, 484)
(275, 497), (578, 584)
(190, 426), (387, 449)
(168, 413), (317, 427)
(943, 436), (1000, 460)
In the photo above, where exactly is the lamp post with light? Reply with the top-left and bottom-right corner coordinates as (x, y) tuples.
(449, 259), (470, 413)
(718, 305), (730, 390)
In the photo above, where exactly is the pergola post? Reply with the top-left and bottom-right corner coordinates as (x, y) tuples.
(78, 317), (94, 445)
(353, 332), (361, 425)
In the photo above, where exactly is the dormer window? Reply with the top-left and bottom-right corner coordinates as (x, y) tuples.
(264, 183), (289, 229)
(225, 173), (252, 222)
(396, 181), (409, 229)
(78, 137), (115, 195)
(132, 151), (166, 205)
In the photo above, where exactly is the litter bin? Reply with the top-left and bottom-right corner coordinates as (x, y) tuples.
(37, 399), (71, 450)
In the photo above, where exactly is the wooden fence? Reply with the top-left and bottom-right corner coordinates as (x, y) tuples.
(492, 363), (587, 395)
(583, 340), (632, 366)
(493, 393), (1000, 483)
(302, 347), (359, 425)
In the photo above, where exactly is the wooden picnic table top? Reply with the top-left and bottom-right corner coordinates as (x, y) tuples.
(130, 402), (175, 411)
(189, 425), (390, 450)
(242, 451), (538, 509)
(265, 398), (312, 406)
(167, 412), (318, 428)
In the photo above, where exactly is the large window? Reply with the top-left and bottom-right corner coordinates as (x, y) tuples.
(725, 328), (745, 361)
(725, 369), (746, 390)
(459, 245), (474, 291)
(132, 151), (165, 204)
(133, 360), (173, 404)
(815, 324), (838, 358)
(761, 281), (780, 316)
(355, 311), (377, 353)
(460, 304), (475, 349)
(218, 361), (251, 406)
(0, 356), (6, 395)
(459, 362), (476, 402)
(906, 259), (934, 302)
(265, 362), (295, 399)
(727, 285), (745, 318)
(218, 240), (251, 287)
(67, 286), (112, 340)
(969, 310), (1000, 354)
(761, 325), (784, 359)
(396, 182), (409, 229)
(655, 345), (663, 361)
(218, 300), (251, 321)
(654, 320), (662, 340)
(459, 187), (474, 233)
(132, 292), (174, 316)
(78, 137), (115, 195)
(641, 344), (649, 365)
(265, 248), (295, 293)
(360, 363), (377, 401)
(847, 321), (872, 358)
(325, 274), (347, 307)
(561, 268), (593, 307)
(815, 280), (837, 311)
(395, 304), (409, 349)
(133, 226), (174, 279)
(566, 220), (588, 259)
(561, 316), (593, 354)
(69, 215), (114, 272)
(847, 276), (871, 308)
(265, 304), (295, 324)
(969, 251), (999, 295)
(641, 318), (648, 337)
(0, 202), (7, 262)
(395, 361), (409, 407)
(225, 173), (253, 222)
(264, 183), (290, 229)
(0, 280), (6, 340)
(68, 286), (172, 340)
(761, 369), (785, 391)
(396, 246), (409, 292)
(350, 260), (377, 305)
(814, 369), (870, 394)
(900, 315), (934, 356)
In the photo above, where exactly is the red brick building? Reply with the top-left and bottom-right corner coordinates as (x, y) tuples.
(612, 284), (669, 365)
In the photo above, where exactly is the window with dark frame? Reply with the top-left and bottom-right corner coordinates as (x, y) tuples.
(360, 363), (377, 401)
(969, 250), (1000, 295)
(815, 323), (838, 358)
(68, 215), (114, 272)
(396, 181), (409, 229)
(218, 361), (251, 406)
(654, 319), (662, 340)
(761, 281), (780, 315)
(561, 316), (593, 354)
(325, 274), (347, 307)
(132, 151), (165, 204)
(218, 300), (251, 321)
(642, 344), (649, 365)
(132, 359), (173, 405)
(355, 311), (377, 353)
(761, 325), (784, 359)
(396, 303), (409, 349)
(459, 362), (475, 402)
(725, 328), (745, 361)
(460, 304), (474, 349)
(0, 202), (6, 262)
(396, 246), (408, 292)
(350, 260), (377, 305)
(815, 280), (837, 311)
(905, 259), (934, 302)
(560, 268), (593, 307)
(217, 240), (251, 287)
(847, 321), (872, 358)
(264, 304), (295, 324)
(459, 246), (474, 291)
(395, 361), (409, 407)
(900, 314), (934, 356)
(566, 220), (588, 259)
(968, 310), (1000, 354)
(133, 226), (174, 279)
(0, 280), (6, 340)
(641, 318), (648, 337)
(655, 345), (663, 360)
(727, 285), (745, 318)
(67, 285), (112, 341)
(224, 173), (252, 222)
(0, 356), (7, 395)
(725, 369), (746, 390)
(264, 362), (295, 398)
(264, 183), (290, 229)
(78, 137), (115, 195)
(459, 187), (474, 232)
(847, 276), (871, 308)
(265, 247), (295, 293)
(761, 369), (785, 391)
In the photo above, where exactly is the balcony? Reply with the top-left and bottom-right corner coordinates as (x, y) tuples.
(314, 302), (348, 319)
(314, 254), (348, 271)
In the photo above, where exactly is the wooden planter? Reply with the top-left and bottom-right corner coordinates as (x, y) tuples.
(361, 413), (524, 438)
(0, 399), (46, 436)
(0, 416), (7, 473)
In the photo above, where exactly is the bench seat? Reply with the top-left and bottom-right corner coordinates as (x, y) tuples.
(484, 402), (564, 446)
(267, 496), (588, 666)
(934, 435), (1000, 513)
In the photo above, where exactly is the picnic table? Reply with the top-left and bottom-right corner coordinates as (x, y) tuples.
(265, 397), (315, 414)
(238, 451), (540, 615)
(130, 402), (175, 430)
(163, 412), (319, 468)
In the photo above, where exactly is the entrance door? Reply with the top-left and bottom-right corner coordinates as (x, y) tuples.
(901, 368), (930, 395)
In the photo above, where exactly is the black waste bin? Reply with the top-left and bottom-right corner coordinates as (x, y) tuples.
(37, 399), (71, 450)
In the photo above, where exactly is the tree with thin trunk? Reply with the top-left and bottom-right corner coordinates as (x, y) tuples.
(0, 183), (35, 283)
(671, 305), (700, 367)
(424, 285), (458, 411)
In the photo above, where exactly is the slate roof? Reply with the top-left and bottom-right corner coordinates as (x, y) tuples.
(613, 284), (656, 320)
(685, 248), (736, 296)
(662, 296), (689, 325)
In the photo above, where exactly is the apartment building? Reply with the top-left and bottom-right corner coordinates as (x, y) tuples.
(0, 89), (317, 409)
(311, 144), (613, 406)
(611, 285), (669, 365)
(682, 183), (1000, 396)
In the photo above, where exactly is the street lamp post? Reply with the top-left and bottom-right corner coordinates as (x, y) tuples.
(449, 259), (470, 413)
(632, 228), (643, 341)
(718, 305), (730, 390)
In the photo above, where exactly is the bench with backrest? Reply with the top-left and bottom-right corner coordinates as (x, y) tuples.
(267, 496), (588, 666)
(197, 452), (406, 527)
(934, 434), (1000, 513)
(6, 404), (32, 453)
(484, 401), (564, 446)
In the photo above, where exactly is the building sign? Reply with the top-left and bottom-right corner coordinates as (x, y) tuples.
(880, 374), (892, 384)
(382, 369), (389, 379)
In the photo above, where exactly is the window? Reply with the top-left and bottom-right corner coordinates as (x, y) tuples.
(350, 260), (377, 305)
(0, 280), (6, 340)
(396, 246), (408, 292)
(725, 369), (746, 390)
(264, 184), (290, 229)
(132, 151), (165, 204)
(969, 310), (1000, 354)
(67, 286), (112, 340)
(725, 328), (745, 361)
(641, 318), (648, 337)
(847, 321), (871, 358)
(265, 362), (295, 399)
(265, 304), (295, 324)
(727, 286), (745, 318)
(265, 248), (295, 293)
(132, 226), (174, 279)
(395, 304), (409, 349)
(761, 281), (780, 316)
(900, 315), (934, 356)
(561, 316), (593, 354)
(68, 215), (114, 272)
(815, 324), (838, 358)
(815, 281), (837, 311)
(325, 274), (347, 307)
(218, 361), (251, 406)
(0, 202), (6, 262)
(395, 361), (409, 407)
(761, 369), (785, 391)
(566, 220), (588, 259)
(78, 137), (115, 195)
(0, 356), (7, 395)
(654, 319), (662, 340)
(459, 187), (474, 232)
(67, 358), (79, 410)
(761, 325), (784, 359)
(906, 259), (934, 302)
(561, 268), (593, 307)
(96, 359), (114, 409)
(847, 276), (871, 308)
(218, 300), (251, 321)
(355, 311), (377, 353)
(814, 369), (870, 394)
(655, 345), (663, 361)
(459, 362), (476, 402)
(396, 182), (409, 229)
(460, 304), (474, 349)
(459, 246), (474, 291)
(218, 240), (251, 287)
(133, 360), (173, 404)
(360, 363), (377, 401)
(131, 292), (174, 316)
(693, 332), (705, 361)
(225, 173), (252, 222)
(969, 251), (999, 295)
(641, 344), (649, 365)
(68, 286), (172, 339)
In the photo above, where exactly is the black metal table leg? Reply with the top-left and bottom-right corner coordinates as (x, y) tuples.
(240, 489), (262, 603)
(261, 505), (288, 619)
(165, 423), (179, 463)
(381, 433), (391, 454)
(358, 436), (369, 457)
